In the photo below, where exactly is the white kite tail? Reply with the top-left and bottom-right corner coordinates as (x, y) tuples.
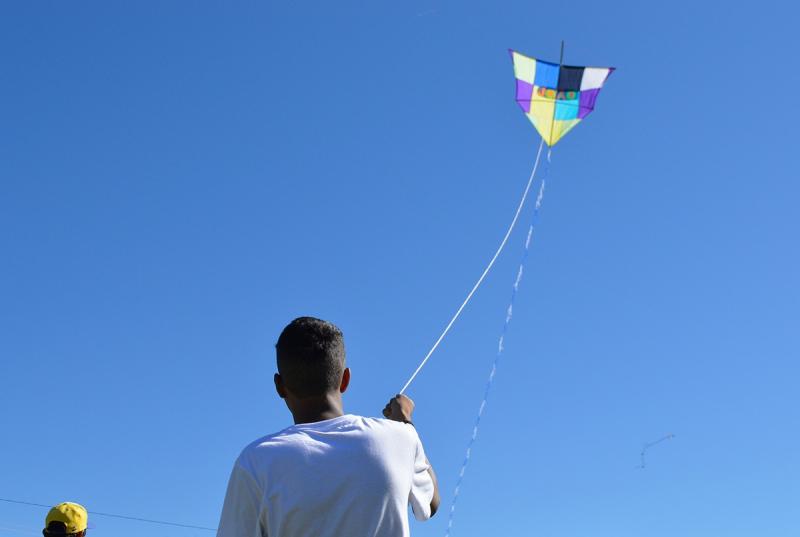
(444, 165), (548, 537)
(399, 139), (546, 395)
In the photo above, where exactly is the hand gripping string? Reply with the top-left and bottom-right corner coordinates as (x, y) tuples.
(399, 139), (546, 395)
(444, 150), (550, 537)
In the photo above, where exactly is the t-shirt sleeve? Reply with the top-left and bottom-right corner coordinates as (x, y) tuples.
(408, 430), (435, 521)
(217, 460), (268, 537)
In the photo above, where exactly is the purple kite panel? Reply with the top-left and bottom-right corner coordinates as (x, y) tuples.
(515, 80), (534, 113)
(578, 88), (601, 119)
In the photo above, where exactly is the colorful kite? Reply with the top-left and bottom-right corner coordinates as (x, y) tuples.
(510, 49), (614, 146)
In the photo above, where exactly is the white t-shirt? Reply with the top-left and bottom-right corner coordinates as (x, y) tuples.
(217, 414), (435, 537)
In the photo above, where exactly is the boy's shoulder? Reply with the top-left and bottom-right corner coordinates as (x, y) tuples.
(238, 415), (418, 460)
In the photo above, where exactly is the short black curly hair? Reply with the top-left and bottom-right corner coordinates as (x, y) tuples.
(275, 317), (346, 398)
(43, 521), (85, 537)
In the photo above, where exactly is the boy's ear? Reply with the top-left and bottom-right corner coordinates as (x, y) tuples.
(340, 367), (351, 393)
(274, 373), (287, 399)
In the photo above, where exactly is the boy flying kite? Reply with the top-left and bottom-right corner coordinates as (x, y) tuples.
(217, 317), (440, 537)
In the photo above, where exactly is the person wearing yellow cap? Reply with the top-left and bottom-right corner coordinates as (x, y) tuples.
(43, 502), (88, 537)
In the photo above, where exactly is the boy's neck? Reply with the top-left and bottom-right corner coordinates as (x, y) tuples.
(290, 392), (345, 425)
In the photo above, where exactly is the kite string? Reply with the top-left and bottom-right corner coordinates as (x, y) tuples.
(0, 498), (217, 531)
(444, 150), (550, 537)
(399, 138), (546, 395)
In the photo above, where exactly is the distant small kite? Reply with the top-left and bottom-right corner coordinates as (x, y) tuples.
(638, 434), (676, 469)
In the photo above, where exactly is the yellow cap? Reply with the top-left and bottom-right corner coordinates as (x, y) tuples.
(45, 502), (88, 534)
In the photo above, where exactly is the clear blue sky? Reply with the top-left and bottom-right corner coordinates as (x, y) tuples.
(2, 1), (798, 536)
